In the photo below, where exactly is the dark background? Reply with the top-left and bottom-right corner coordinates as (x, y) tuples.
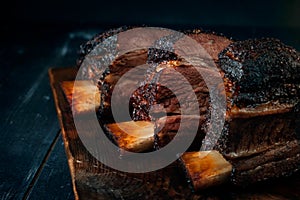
(2, 0), (300, 54)
(1, 1), (300, 199)
(3, 0), (300, 28)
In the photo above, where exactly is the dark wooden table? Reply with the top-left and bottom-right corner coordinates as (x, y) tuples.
(0, 25), (299, 200)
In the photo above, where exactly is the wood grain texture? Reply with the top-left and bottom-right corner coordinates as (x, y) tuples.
(27, 134), (74, 200)
(0, 27), (99, 200)
(0, 67), (61, 200)
(49, 67), (300, 200)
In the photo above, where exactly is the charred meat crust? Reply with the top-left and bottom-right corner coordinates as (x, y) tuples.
(214, 38), (300, 185)
(218, 38), (300, 109)
(76, 26), (131, 82)
(76, 26), (130, 70)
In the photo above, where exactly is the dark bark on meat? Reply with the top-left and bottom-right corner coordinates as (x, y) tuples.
(76, 26), (131, 81)
(218, 38), (300, 109)
(213, 38), (300, 185)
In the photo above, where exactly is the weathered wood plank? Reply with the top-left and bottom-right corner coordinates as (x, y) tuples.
(27, 134), (74, 200)
(0, 28), (94, 200)
(0, 68), (61, 200)
(0, 28), (102, 200)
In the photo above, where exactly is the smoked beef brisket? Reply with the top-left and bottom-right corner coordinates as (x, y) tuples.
(76, 27), (300, 186)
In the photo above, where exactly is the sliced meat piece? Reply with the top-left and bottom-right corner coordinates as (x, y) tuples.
(154, 115), (206, 151)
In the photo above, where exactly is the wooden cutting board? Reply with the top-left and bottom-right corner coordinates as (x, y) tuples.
(49, 67), (300, 200)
